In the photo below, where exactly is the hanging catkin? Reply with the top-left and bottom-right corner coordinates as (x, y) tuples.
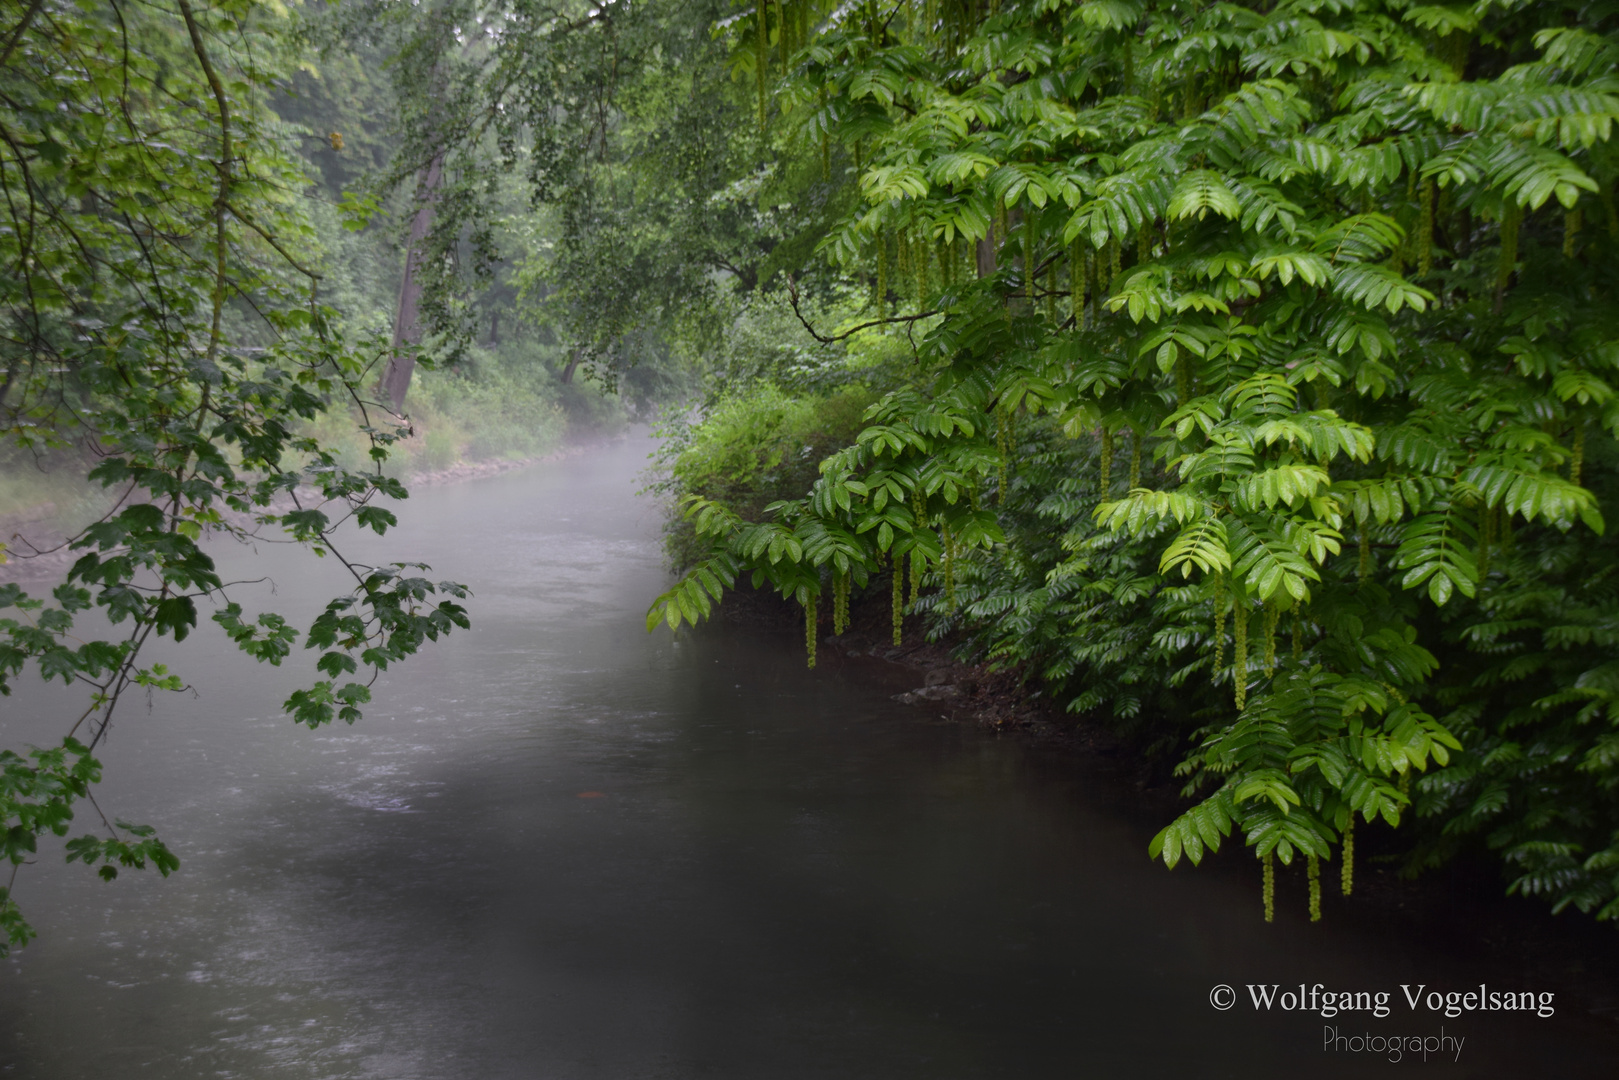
(1137, 224), (1151, 265)
(996, 406), (1011, 503)
(1110, 237), (1122, 284)
(1307, 855), (1322, 922)
(756, 7), (768, 131)
(1262, 852), (1275, 923)
(804, 592), (818, 668)
(910, 487), (926, 605)
(1128, 431), (1142, 489)
(1571, 422), (1586, 486)
(892, 559), (904, 646)
(896, 229), (910, 308)
(1211, 574), (1228, 676)
(1233, 600), (1249, 710)
(1023, 212), (1036, 299)
(819, 88), (830, 179)
(1262, 602), (1279, 678)
(1565, 205), (1582, 258)
(1495, 200), (1522, 312)
(876, 228), (888, 317)
(841, 566), (854, 634)
(1341, 817), (1355, 897)
(917, 228), (929, 307)
(778, 0), (788, 76)
(1099, 428), (1113, 494)
(1176, 358), (1192, 404)
(1418, 180), (1434, 277)
(1070, 241), (1084, 322)
(1088, 247), (1100, 324)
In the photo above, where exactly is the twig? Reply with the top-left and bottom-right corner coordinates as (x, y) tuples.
(786, 275), (940, 344)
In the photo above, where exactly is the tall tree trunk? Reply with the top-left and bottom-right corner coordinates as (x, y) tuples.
(975, 221), (998, 279)
(380, 152), (445, 413)
(560, 349), (580, 385)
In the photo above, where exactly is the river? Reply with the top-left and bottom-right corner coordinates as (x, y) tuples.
(0, 432), (1614, 1078)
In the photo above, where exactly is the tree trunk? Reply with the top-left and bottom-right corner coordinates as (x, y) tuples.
(560, 350), (580, 385)
(975, 221), (998, 278)
(380, 151), (445, 413)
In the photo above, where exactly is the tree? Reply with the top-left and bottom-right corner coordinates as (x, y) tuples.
(652, 0), (1619, 923)
(0, 0), (467, 951)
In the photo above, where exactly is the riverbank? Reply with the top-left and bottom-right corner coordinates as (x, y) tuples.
(0, 430), (625, 585)
(709, 577), (1619, 1039)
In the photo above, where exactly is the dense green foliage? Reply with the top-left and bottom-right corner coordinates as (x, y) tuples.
(0, 0), (472, 952)
(651, 0), (1619, 924)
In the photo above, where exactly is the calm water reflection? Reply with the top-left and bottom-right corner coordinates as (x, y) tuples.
(0, 433), (1613, 1078)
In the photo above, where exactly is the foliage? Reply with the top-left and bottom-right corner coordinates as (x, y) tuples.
(652, 0), (1619, 923)
(0, 0), (467, 952)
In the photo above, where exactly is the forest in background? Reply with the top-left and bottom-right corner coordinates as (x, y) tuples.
(3, 0), (1618, 949)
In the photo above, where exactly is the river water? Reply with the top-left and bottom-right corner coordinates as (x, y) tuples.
(0, 433), (1614, 1078)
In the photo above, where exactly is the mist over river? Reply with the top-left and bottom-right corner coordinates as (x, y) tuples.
(0, 432), (1614, 1078)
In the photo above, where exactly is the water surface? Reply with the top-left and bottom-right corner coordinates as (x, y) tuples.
(0, 433), (1613, 1078)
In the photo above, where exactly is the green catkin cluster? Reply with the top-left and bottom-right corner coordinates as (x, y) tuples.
(1089, 247), (1100, 323)
(1566, 205), (1582, 258)
(1262, 852), (1275, 923)
(1308, 855), (1322, 922)
(1398, 769), (1411, 798)
(804, 593), (817, 668)
(1099, 428), (1113, 494)
(876, 229), (888, 317)
(832, 571), (850, 636)
(996, 406), (1011, 504)
(910, 487), (926, 603)
(1211, 574), (1228, 675)
(892, 561), (904, 646)
(1341, 817), (1355, 897)
(1128, 432), (1142, 490)
(756, 8), (768, 131)
(1496, 201), (1522, 310)
(1023, 215), (1036, 300)
(1262, 603), (1279, 678)
(1358, 526), (1372, 584)
(917, 229), (929, 307)
(1572, 423), (1586, 486)
(1137, 224), (1151, 264)
(1109, 239), (1121, 287)
(777, 0), (788, 76)
(1418, 180), (1434, 276)
(896, 229), (910, 306)
(1233, 601), (1249, 710)
(1175, 358), (1192, 404)
(1070, 241), (1084, 322)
